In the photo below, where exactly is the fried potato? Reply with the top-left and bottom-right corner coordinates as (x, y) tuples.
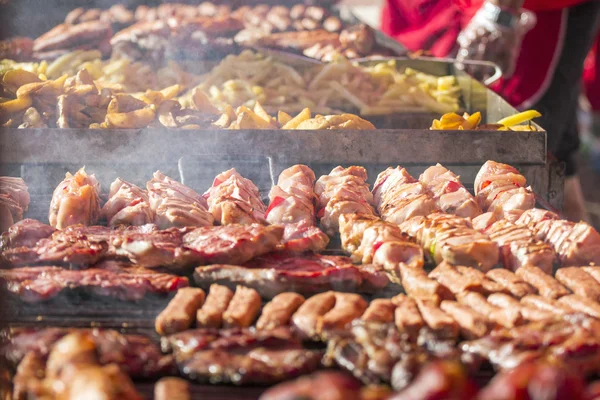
(191, 87), (219, 114)
(277, 110), (292, 125)
(0, 96), (32, 114)
(213, 104), (236, 128)
(105, 107), (155, 129)
(282, 107), (310, 129)
(2, 69), (41, 94)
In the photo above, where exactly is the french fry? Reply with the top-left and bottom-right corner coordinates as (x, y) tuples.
(282, 108), (311, 129)
(253, 102), (274, 124)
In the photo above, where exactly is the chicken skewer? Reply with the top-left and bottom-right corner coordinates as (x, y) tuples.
(49, 168), (101, 229)
(266, 165), (329, 252)
(101, 178), (153, 227)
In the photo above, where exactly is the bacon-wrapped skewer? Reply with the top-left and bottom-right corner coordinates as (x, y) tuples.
(266, 165), (329, 252)
(101, 178), (153, 227)
(372, 167), (439, 225)
(474, 160), (535, 221)
(399, 213), (499, 271)
(49, 168), (101, 229)
(314, 166), (375, 235)
(419, 164), (481, 219)
(147, 171), (213, 229)
(205, 168), (267, 225)
(339, 213), (423, 280)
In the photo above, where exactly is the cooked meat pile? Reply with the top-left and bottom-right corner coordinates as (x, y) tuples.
(0, 177), (30, 232)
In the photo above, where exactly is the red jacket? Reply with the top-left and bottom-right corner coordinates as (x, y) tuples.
(381, 0), (590, 108)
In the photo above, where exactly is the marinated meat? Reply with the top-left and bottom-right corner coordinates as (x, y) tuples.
(485, 268), (536, 298)
(372, 167), (439, 225)
(279, 221), (329, 253)
(474, 161), (535, 221)
(154, 377), (190, 400)
(196, 283), (234, 328)
(515, 264), (570, 299)
(291, 291), (336, 339)
(515, 208), (559, 226)
(204, 168), (267, 225)
(439, 301), (491, 339)
(454, 266), (506, 294)
(257, 292), (305, 330)
(457, 292), (522, 328)
(315, 166), (375, 235)
(317, 292), (367, 336)
(0, 262), (188, 302)
(0, 219), (55, 250)
(163, 327), (322, 385)
(361, 298), (396, 324)
(0, 177), (30, 212)
(156, 287), (206, 335)
(399, 213), (499, 271)
(429, 262), (485, 295)
(555, 267), (600, 301)
(49, 168), (101, 229)
(259, 371), (362, 400)
(223, 285), (261, 328)
(487, 293), (554, 322)
(419, 164), (481, 219)
(194, 252), (389, 299)
(102, 178), (153, 227)
(399, 264), (453, 304)
(147, 171), (213, 229)
(557, 295), (600, 319)
(520, 295), (574, 316)
(485, 219), (556, 273)
(391, 294), (424, 340)
(415, 298), (459, 339)
(33, 20), (113, 53)
(530, 219), (600, 266)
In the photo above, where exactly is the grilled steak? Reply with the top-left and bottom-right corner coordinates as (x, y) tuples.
(193, 252), (389, 298)
(0, 262), (188, 302)
(162, 327), (322, 385)
(0, 219), (55, 250)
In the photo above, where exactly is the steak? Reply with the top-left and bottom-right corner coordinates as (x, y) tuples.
(193, 252), (389, 298)
(0, 261), (188, 302)
(0, 219), (55, 250)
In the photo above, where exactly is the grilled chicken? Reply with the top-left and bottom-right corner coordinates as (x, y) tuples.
(314, 166), (376, 235)
(373, 167), (439, 225)
(205, 168), (267, 225)
(515, 208), (559, 226)
(147, 171), (213, 229)
(399, 213), (499, 271)
(102, 178), (153, 227)
(474, 160), (535, 221)
(49, 168), (101, 229)
(267, 165), (329, 252)
(419, 164), (481, 219)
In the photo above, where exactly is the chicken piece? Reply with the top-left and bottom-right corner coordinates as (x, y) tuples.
(257, 292), (305, 330)
(196, 284), (234, 328)
(419, 164), (481, 219)
(49, 168), (101, 229)
(555, 267), (600, 301)
(361, 298), (396, 323)
(156, 288), (206, 335)
(520, 295), (574, 316)
(415, 298), (459, 339)
(472, 212), (498, 231)
(515, 208), (559, 226)
(267, 165), (317, 225)
(457, 291), (522, 328)
(291, 291), (336, 339)
(429, 262), (484, 295)
(515, 264), (570, 299)
(440, 300), (491, 339)
(154, 377), (190, 400)
(399, 264), (453, 303)
(532, 219), (600, 266)
(485, 269), (536, 298)
(147, 171), (213, 229)
(204, 169), (267, 225)
(223, 285), (262, 328)
(0, 177), (30, 211)
(557, 295), (600, 319)
(101, 178), (153, 226)
(487, 293), (554, 322)
(317, 292), (367, 335)
(391, 294), (424, 340)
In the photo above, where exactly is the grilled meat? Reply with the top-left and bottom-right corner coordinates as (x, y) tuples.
(487, 293), (554, 322)
(558, 295), (600, 319)
(485, 268), (536, 298)
(439, 301), (491, 339)
(315, 166), (376, 235)
(515, 264), (569, 298)
(516, 208), (559, 226)
(399, 264), (454, 304)
(156, 287), (206, 335)
(162, 327), (322, 385)
(49, 168), (101, 229)
(457, 291), (522, 328)
(373, 167), (439, 225)
(147, 171), (213, 229)
(555, 267), (600, 301)
(415, 298), (459, 339)
(257, 292), (305, 330)
(419, 164), (481, 219)
(0, 262), (188, 302)
(361, 298), (396, 324)
(223, 285), (262, 328)
(521, 295), (574, 316)
(391, 294), (425, 341)
(474, 160), (535, 221)
(196, 283), (234, 328)
(0, 195), (23, 233)
(154, 377), (191, 400)
(205, 168), (267, 225)
(0, 219), (55, 250)
(102, 178), (153, 227)
(400, 213), (499, 271)
(260, 371), (362, 400)
(429, 262), (505, 296)
(317, 292), (368, 338)
(291, 291), (336, 339)
(279, 221), (329, 253)
(193, 252), (389, 299)
(0, 177), (30, 212)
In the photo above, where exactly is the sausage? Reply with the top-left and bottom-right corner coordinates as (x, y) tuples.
(156, 287), (206, 335)
(196, 284), (234, 328)
(487, 293), (554, 322)
(555, 267), (600, 301)
(391, 294), (424, 341)
(223, 286), (261, 328)
(429, 262), (484, 295)
(486, 269), (535, 298)
(400, 264), (453, 304)
(520, 295), (574, 316)
(318, 293), (368, 334)
(291, 291), (336, 339)
(361, 298), (396, 323)
(257, 292), (305, 330)
(458, 291), (522, 328)
(557, 295), (600, 319)
(440, 300), (491, 339)
(515, 265), (570, 299)
(415, 298), (459, 339)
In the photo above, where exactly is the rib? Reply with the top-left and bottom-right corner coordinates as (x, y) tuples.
(485, 269), (536, 298)
(399, 213), (499, 271)
(49, 168), (101, 229)
(419, 164), (481, 219)
(204, 168), (267, 225)
(223, 285), (261, 328)
(515, 264), (570, 299)
(314, 166), (376, 235)
(101, 178), (153, 227)
(196, 284), (234, 328)
(155, 287), (206, 335)
(372, 166), (439, 225)
(555, 267), (600, 301)
(257, 292), (305, 330)
(474, 160), (535, 221)
(147, 171), (213, 229)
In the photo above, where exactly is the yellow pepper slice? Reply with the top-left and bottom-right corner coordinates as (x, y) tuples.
(497, 110), (541, 127)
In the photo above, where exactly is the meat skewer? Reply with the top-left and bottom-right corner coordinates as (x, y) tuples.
(266, 165), (329, 252)
(419, 164), (481, 219)
(101, 178), (153, 227)
(147, 171), (213, 229)
(49, 168), (101, 229)
(204, 168), (267, 225)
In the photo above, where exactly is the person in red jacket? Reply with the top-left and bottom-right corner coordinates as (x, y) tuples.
(382, 0), (600, 222)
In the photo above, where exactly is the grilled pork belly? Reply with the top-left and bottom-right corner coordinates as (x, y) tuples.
(147, 171), (213, 229)
(314, 166), (376, 235)
(102, 178), (153, 227)
(474, 160), (535, 221)
(205, 168), (267, 225)
(419, 164), (481, 219)
(49, 168), (101, 229)
(373, 167), (439, 225)
(399, 213), (499, 271)
(485, 219), (556, 273)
